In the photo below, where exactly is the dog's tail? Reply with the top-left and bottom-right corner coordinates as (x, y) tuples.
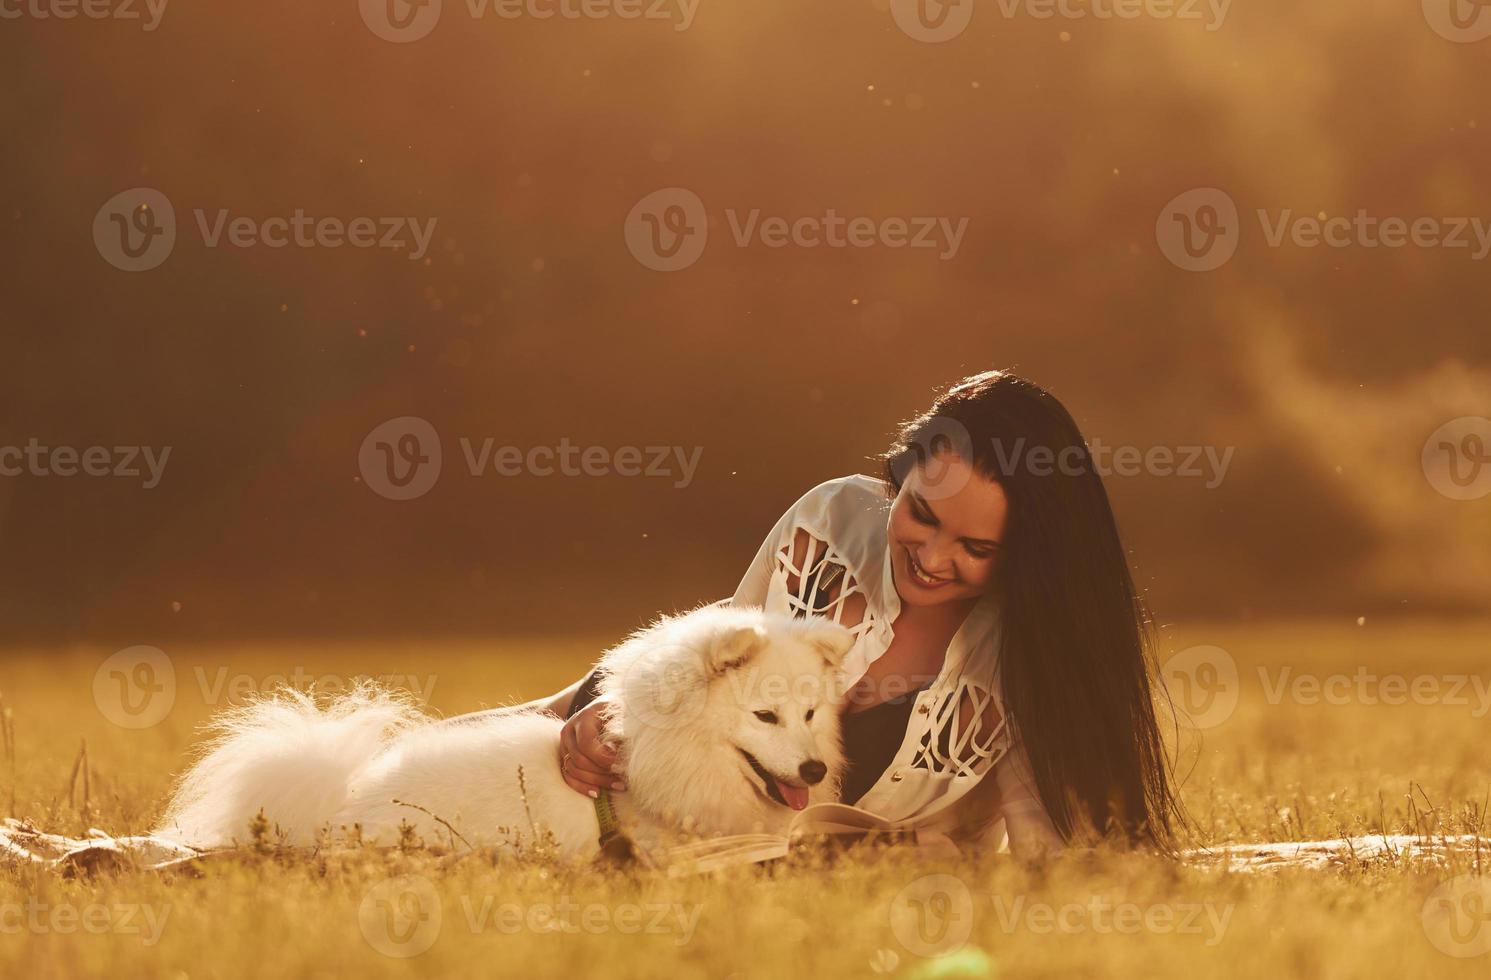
(153, 682), (426, 848)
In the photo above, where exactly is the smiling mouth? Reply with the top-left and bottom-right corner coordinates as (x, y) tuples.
(906, 549), (955, 588)
(737, 749), (811, 811)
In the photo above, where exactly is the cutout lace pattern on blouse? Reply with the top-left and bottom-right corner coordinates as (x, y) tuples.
(776, 527), (875, 640)
(779, 525), (1005, 779)
(911, 680), (1006, 778)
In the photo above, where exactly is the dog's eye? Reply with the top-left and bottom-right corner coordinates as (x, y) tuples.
(805, 708), (815, 722)
(753, 710), (779, 725)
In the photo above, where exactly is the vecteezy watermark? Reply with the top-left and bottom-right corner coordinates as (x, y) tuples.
(93, 646), (176, 729)
(988, 437), (1234, 488)
(888, 0), (1228, 43)
(1257, 667), (1491, 718)
(1422, 0), (1491, 43)
(192, 666), (438, 707)
(888, 874), (1232, 958)
(92, 645), (438, 729)
(359, 875), (702, 957)
(1162, 645), (1491, 731)
(624, 187), (969, 272)
(1161, 645), (1241, 730)
(0, 0), (168, 30)
(889, 874), (975, 957)
(358, 0), (699, 44)
(357, 416), (703, 500)
(1422, 874), (1491, 958)
(93, 188), (437, 272)
(456, 895), (702, 945)
(1157, 188), (1491, 271)
(1422, 417), (1491, 501)
(0, 439), (171, 489)
(890, 420), (1235, 503)
(615, 643), (712, 732)
(991, 895), (1233, 946)
(1155, 188), (1239, 272)
(359, 417), (443, 501)
(0, 900), (171, 945)
(361, 876), (443, 958)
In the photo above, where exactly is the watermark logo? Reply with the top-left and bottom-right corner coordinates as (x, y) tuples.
(987, 437), (1235, 488)
(359, 418), (705, 500)
(94, 647), (439, 727)
(616, 645), (711, 732)
(1423, 0), (1491, 43)
(1257, 667), (1491, 718)
(93, 188), (176, 273)
(890, 0), (974, 43)
(625, 187), (708, 272)
(889, 874), (974, 958)
(361, 875), (443, 958)
(1156, 188), (1239, 272)
(360, 0), (698, 42)
(1160, 189), (1491, 270)
(0, 440), (172, 489)
(95, 189), (437, 270)
(1422, 417), (1491, 501)
(890, 0), (1229, 40)
(0, 0), (169, 30)
(1422, 875), (1491, 957)
(625, 188), (970, 271)
(93, 646), (176, 730)
(0, 900), (171, 945)
(889, 424), (1234, 500)
(360, 417), (443, 501)
(888, 417), (975, 503)
(457, 895), (702, 943)
(359, 0), (442, 41)
(992, 895), (1232, 945)
(1161, 645), (1240, 730)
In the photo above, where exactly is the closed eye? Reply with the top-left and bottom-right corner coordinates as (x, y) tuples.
(753, 710), (779, 725)
(911, 492), (1001, 558)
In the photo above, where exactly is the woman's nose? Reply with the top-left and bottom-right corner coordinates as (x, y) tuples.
(916, 543), (954, 574)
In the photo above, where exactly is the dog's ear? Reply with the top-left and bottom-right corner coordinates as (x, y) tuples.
(802, 623), (854, 669)
(708, 623), (770, 674)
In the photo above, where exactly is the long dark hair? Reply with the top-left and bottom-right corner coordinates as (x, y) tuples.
(881, 370), (1181, 850)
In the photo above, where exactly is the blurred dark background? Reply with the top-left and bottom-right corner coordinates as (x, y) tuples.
(3, 0), (1489, 644)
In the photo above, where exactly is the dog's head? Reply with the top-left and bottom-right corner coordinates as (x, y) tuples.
(598, 605), (853, 835)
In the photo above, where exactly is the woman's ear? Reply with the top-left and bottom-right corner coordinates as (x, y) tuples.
(802, 622), (854, 669)
(707, 623), (769, 674)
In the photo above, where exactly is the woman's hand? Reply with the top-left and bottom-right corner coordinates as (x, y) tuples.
(558, 697), (626, 797)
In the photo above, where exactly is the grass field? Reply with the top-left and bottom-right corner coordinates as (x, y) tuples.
(0, 617), (1487, 979)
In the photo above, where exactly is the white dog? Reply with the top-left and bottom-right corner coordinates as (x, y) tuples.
(154, 606), (852, 860)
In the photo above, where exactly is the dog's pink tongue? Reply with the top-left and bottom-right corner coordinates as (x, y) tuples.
(776, 779), (810, 811)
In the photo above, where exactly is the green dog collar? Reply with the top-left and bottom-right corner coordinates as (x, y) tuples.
(594, 788), (621, 845)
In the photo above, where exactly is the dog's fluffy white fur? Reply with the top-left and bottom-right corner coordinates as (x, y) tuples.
(154, 606), (852, 858)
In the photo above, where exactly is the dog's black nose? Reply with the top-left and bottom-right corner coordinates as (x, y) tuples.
(799, 760), (827, 785)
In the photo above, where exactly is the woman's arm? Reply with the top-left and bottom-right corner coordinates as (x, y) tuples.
(465, 673), (620, 796)
(541, 674), (587, 719)
(460, 673), (586, 720)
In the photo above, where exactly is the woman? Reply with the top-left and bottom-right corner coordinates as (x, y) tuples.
(537, 369), (1181, 856)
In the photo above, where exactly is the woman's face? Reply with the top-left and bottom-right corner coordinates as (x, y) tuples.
(888, 454), (1007, 607)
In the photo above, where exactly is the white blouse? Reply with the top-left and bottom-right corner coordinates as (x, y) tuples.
(729, 474), (1065, 857)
